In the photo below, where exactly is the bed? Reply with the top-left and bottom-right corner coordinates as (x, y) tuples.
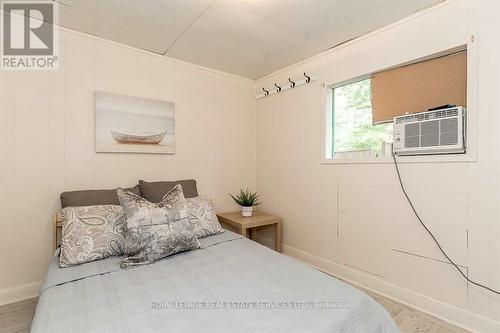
(31, 228), (399, 332)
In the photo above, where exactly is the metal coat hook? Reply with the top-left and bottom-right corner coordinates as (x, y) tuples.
(304, 72), (311, 83)
(256, 74), (315, 99)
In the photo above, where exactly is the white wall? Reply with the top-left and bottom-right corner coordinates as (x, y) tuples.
(255, 1), (500, 332)
(0, 27), (256, 305)
(2, 1), (500, 332)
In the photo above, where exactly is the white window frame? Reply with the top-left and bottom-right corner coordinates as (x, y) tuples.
(321, 42), (477, 164)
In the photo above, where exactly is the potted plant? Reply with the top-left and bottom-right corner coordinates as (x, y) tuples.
(229, 189), (261, 217)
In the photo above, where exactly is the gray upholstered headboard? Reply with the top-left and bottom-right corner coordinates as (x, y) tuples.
(54, 179), (199, 251)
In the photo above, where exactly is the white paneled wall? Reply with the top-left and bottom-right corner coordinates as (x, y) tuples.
(256, 1), (500, 331)
(1, 2), (499, 333)
(0, 28), (256, 305)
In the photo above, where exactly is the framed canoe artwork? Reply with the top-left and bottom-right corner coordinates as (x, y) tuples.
(95, 92), (175, 154)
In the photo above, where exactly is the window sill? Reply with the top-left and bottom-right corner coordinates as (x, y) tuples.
(321, 153), (476, 164)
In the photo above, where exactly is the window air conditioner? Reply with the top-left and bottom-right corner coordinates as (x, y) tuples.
(392, 106), (466, 156)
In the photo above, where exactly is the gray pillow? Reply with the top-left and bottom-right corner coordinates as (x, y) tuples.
(59, 205), (126, 267)
(187, 197), (224, 238)
(60, 185), (141, 208)
(117, 184), (200, 268)
(139, 179), (198, 203)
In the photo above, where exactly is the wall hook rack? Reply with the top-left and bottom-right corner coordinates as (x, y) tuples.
(256, 73), (317, 99)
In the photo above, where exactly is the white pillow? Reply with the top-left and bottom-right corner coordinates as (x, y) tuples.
(187, 197), (224, 238)
(60, 205), (125, 267)
(117, 185), (200, 268)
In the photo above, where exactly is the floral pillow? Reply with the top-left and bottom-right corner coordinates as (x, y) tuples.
(187, 197), (224, 238)
(117, 184), (200, 268)
(59, 205), (125, 268)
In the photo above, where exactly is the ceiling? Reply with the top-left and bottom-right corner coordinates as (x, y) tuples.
(54, 0), (442, 80)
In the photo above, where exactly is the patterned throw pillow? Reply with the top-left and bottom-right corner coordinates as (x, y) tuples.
(59, 205), (125, 268)
(117, 184), (200, 268)
(187, 197), (224, 238)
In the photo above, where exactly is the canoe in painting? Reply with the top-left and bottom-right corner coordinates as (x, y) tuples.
(111, 130), (167, 144)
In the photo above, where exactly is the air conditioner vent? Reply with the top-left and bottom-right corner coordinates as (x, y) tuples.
(440, 118), (458, 145)
(421, 121), (439, 147)
(404, 123), (420, 148)
(395, 108), (459, 124)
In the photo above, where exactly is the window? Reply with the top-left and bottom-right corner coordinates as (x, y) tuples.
(326, 50), (467, 161)
(331, 78), (393, 159)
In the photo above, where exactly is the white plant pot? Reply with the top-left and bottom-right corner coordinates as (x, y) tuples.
(241, 206), (253, 217)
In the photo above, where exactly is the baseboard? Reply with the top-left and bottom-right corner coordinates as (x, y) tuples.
(0, 281), (40, 306)
(255, 235), (500, 333)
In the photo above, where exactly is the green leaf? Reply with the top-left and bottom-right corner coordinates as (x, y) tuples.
(228, 188), (261, 207)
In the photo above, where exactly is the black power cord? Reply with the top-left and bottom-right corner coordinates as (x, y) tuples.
(392, 153), (500, 295)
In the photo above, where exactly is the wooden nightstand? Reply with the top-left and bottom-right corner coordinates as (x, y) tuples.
(217, 212), (282, 252)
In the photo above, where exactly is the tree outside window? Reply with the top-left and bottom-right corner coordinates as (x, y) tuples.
(333, 79), (392, 158)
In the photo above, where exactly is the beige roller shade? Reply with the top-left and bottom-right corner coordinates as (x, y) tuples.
(371, 51), (467, 123)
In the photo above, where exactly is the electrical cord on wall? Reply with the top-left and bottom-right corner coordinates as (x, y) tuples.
(392, 153), (500, 295)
